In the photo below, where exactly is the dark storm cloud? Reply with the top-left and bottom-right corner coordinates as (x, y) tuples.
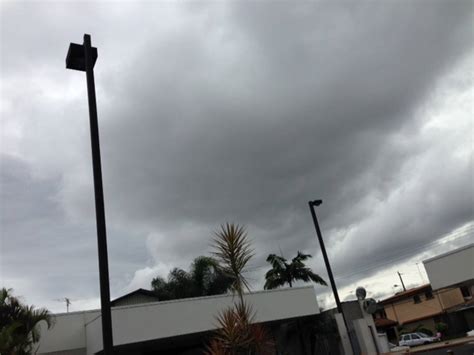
(1, 1), (473, 309)
(88, 2), (473, 265)
(0, 155), (147, 306)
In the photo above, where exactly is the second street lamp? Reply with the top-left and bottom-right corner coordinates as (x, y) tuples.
(308, 199), (355, 354)
(66, 34), (113, 354)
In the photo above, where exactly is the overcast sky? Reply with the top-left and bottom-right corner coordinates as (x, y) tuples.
(1, 1), (473, 313)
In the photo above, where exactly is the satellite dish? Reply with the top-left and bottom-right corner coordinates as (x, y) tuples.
(356, 287), (366, 300)
(363, 298), (377, 314)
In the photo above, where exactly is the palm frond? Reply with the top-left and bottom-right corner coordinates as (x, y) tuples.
(0, 288), (53, 354)
(266, 254), (286, 270)
(265, 250), (328, 289)
(263, 269), (287, 290)
(306, 270), (328, 286)
(292, 251), (312, 264)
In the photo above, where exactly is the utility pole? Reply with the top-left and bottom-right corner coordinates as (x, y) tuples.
(397, 271), (406, 291)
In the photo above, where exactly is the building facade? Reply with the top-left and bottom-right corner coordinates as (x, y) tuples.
(423, 243), (474, 336)
(374, 244), (474, 340)
(380, 284), (465, 332)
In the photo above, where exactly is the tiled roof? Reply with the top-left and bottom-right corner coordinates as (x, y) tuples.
(380, 284), (431, 304)
(374, 318), (398, 328)
(111, 288), (160, 306)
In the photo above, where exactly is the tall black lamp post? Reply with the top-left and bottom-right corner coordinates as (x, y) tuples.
(66, 34), (113, 354)
(308, 199), (355, 353)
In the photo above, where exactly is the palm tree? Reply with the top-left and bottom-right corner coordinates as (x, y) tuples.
(151, 256), (234, 301)
(264, 251), (327, 289)
(0, 288), (53, 355)
(264, 251), (327, 355)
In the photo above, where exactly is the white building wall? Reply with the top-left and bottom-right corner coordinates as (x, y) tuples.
(36, 286), (319, 355)
(87, 286), (320, 354)
(423, 244), (474, 290)
(36, 310), (100, 354)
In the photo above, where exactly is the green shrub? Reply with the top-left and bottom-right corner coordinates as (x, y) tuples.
(435, 322), (448, 333)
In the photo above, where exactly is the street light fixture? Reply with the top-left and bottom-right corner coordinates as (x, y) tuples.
(308, 200), (342, 311)
(66, 34), (113, 355)
(308, 199), (355, 353)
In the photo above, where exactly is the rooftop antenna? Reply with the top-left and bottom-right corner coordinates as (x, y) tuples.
(397, 271), (407, 291)
(55, 297), (72, 312)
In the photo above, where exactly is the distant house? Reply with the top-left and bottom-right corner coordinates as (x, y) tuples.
(423, 243), (473, 295)
(373, 244), (474, 340)
(111, 288), (160, 307)
(372, 304), (398, 343)
(423, 243), (474, 336)
(373, 282), (468, 340)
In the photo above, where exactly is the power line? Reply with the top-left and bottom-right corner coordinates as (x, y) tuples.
(243, 227), (472, 284)
(335, 225), (473, 276)
(333, 233), (472, 281)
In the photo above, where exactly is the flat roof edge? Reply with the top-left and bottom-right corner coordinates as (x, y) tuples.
(112, 285), (317, 311)
(423, 243), (474, 264)
(52, 285), (317, 316)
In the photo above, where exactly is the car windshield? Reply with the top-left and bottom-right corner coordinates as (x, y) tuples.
(417, 333), (430, 338)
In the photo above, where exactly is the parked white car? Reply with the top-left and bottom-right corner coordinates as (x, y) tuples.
(399, 332), (439, 347)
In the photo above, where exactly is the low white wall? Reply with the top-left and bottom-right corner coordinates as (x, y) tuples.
(36, 310), (100, 354)
(353, 319), (377, 355)
(86, 286), (319, 354)
(423, 244), (474, 290)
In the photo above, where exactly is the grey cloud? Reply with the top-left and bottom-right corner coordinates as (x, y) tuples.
(96, 2), (471, 227)
(89, 2), (473, 248)
(0, 155), (147, 309)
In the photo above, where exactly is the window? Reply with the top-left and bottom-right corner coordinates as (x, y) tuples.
(425, 289), (434, 299)
(411, 334), (420, 340)
(413, 294), (421, 303)
(461, 286), (471, 298)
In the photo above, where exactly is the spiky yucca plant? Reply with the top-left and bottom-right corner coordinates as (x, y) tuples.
(213, 302), (255, 351)
(206, 223), (274, 355)
(212, 223), (254, 302)
(206, 302), (274, 355)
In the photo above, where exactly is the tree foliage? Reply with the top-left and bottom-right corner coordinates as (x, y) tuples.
(0, 288), (53, 355)
(435, 322), (448, 333)
(151, 256), (234, 301)
(264, 251), (327, 289)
